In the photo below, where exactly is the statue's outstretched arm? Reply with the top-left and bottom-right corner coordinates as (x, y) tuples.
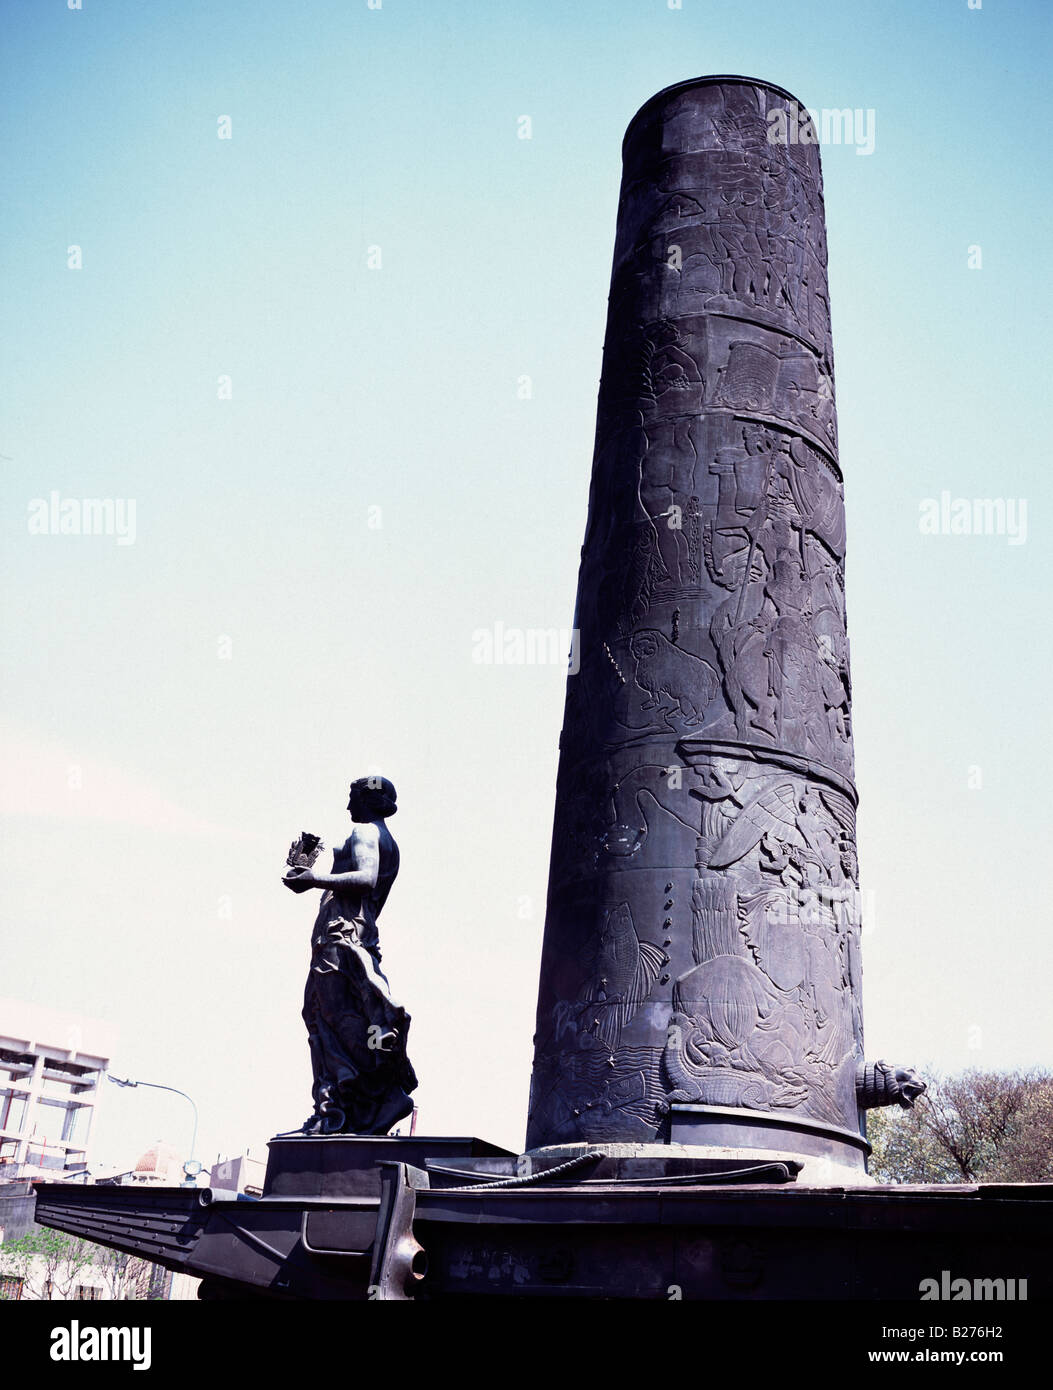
(284, 826), (380, 892)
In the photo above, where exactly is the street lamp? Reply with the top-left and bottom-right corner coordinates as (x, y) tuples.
(107, 1074), (200, 1187)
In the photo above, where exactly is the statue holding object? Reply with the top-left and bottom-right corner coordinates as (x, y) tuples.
(282, 776), (417, 1136)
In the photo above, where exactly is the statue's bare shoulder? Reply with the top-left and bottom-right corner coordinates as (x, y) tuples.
(350, 821), (381, 850)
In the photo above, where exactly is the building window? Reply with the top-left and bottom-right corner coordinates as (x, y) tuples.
(73, 1285), (102, 1300)
(1, 1094), (28, 1133)
(0, 1275), (24, 1301)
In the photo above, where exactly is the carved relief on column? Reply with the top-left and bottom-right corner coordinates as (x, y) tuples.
(528, 742), (864, 1143)
(527, 78), (867, 1154)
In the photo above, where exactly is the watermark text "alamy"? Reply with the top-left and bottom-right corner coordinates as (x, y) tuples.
(768, 101), (876, 156)
(919, 492), (1027, 545)
(472, 623), (580, 674)
(28, 491), (136, 546)
(51, 1320), (151, 1370)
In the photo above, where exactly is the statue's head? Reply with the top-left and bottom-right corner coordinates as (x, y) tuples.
(743, 424), (772, 455)
(348, 776), (397, 822)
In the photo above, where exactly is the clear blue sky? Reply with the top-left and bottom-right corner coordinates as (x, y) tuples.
(2, 0), (1050, 1170)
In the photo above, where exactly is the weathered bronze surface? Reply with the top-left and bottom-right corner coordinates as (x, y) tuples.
(526, 77), (918, 1161)
(282, 776), (416, 1136)
(33, 1137), (1053, 1301)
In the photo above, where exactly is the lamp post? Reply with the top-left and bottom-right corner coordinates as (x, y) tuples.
(107, 1074), (200, 1187)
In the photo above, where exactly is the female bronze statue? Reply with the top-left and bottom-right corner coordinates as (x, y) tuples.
(282, 777), (416, 1135)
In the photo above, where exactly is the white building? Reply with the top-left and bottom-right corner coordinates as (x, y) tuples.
(0, 1000), (198, 1299)
(0, 998), (117, 1183)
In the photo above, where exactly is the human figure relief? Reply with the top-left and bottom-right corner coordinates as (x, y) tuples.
(635, 416), (702, 586)
(709, 545), (778, 741)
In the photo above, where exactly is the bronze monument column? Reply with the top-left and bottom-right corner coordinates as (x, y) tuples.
(527, 78), (917, 1173)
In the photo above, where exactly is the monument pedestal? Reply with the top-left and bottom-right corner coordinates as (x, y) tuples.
(262, 1133), (514, 1198)
(33, 1137), (1053, 1299)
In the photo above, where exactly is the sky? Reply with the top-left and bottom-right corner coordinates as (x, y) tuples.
(1, 0), (1050, 1174)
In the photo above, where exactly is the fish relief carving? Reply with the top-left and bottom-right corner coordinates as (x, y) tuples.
(553, 902), (666, 1054)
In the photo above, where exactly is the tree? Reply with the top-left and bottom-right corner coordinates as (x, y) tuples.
(0, 1227), (96, 1299)
(867, 1067), (1053, 1184)
(0, 1226), (167, 1300)
(88, 1243), (154, 1300)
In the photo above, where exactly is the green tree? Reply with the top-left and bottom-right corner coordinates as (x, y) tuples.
(867, 1067), (1053, 1184)
(0, 1227), (96, 1299)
